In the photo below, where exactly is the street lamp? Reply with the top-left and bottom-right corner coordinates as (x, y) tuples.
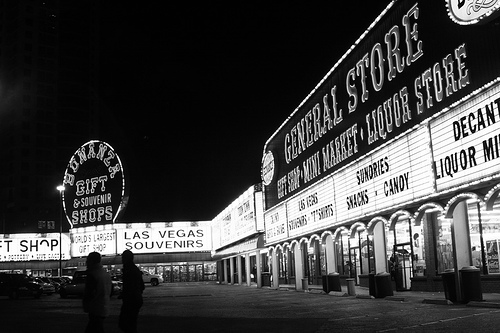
(56, 185), (65, 276)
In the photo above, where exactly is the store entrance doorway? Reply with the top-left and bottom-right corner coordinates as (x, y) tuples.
(349, 247), (360, 284)
(394, 243), (412, 291)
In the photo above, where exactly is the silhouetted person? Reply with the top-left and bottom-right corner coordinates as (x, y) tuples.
(83, 251), (112, 333)
(119, 250), (145, 333)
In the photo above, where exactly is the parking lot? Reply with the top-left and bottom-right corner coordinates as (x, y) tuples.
(2, 282), (500, 332)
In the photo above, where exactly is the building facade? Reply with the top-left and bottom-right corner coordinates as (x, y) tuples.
(0, 221), (216, 282)
(211, 184), (267, 287)
(260, 0), (500, 301)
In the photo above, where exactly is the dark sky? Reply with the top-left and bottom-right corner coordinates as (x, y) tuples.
(97, 2), (390, 222)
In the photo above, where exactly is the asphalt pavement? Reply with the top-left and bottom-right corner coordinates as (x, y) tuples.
(2, 282), (500, 333)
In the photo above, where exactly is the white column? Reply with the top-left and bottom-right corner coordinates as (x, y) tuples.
(245, 253), (251, 286)
(229, 257), (235, 285)
(237, 255), (243, 285)
(373, 222), (387, 274)
(294, 243), (305, 290)
(452, 200), (472, 302)
(325, 235), (336, 273)
(271, 250), (279, 289)
(256, 250), (262, 288)
(223, 259), (228, 284)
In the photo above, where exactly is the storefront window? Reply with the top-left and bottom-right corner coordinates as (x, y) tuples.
(204, 262), (217, 281)
(412, 223), (426, 276)
(288, 248), (295, 278)
(468, 200), (485, 272)
(434, 216), (454, 274)
(335, 231), (350, 275)
(471, 197), (500, 274)
(308, 239), (321, 284)
(278, 251), (287, 279)
(360, 230), (372, 274)
(320, 243), (326, 276)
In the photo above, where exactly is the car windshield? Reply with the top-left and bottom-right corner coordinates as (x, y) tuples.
(72, 272), (87, 283)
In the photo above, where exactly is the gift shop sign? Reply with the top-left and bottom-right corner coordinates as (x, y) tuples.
(62, 140), (127, 228)
(116, 227), (211, 254)
(0, 234), (70, 262)
(261, 0), (500, 210)
(431, 83), (500, 191)
(286, 177), (335, 238)
(70, 230), (116, 257)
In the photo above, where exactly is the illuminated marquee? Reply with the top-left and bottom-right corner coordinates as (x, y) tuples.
(62, 140), (127, 228)
(431, 82), (500, 191)
(261, 0), (500, 210)
(70, 229), (117, 257)
(213, 185), (261, 249)
(116, 226), (212, 254)
(0, 234), (71, 262)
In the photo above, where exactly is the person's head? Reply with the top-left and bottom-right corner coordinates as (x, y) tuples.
(86, 251), (101, 268)
(122, 249), (134, 265)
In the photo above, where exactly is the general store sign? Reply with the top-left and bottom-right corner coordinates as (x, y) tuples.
(261, 0), (500, 210)
(0, 234), (70, 262)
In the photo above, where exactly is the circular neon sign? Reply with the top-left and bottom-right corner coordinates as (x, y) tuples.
(261, 151), (276, 186)
(62, 140), (127, 228)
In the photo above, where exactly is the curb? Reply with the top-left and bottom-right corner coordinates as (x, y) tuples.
(467, 301), (500, 308)
(422, 298), (453, 305)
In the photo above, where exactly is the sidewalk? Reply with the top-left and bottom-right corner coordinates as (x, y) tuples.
(274, 283), (500, 308)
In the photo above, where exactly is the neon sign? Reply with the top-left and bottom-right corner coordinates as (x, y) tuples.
(62, 140), (127, 228)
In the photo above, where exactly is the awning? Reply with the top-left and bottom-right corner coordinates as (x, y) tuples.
(212, 234), (266, 260)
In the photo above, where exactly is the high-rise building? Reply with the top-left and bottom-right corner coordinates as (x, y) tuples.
(0, 0), (101, 233)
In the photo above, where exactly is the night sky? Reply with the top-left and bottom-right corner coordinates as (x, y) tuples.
(96, 2), (390, 222)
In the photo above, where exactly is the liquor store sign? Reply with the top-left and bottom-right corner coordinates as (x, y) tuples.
(62, 140), (127, 228)
(261, 0), (500, 210)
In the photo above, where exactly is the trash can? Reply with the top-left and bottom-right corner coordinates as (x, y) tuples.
(322, 273), (341, 293)
(368, 272), (376, 297)
(261, 273), (271, 287)
(460, 266), (483, 302)
(374, 272), (394, 298)
(346, 278), (356, 296)
(441, 269), (457, 302)
(301, 277), (309, 291)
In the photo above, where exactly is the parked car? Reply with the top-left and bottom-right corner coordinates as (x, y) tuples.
(141, 271), (163, 286)
(50, 276), (69, 288)
(38, 277), (61, 292)
(60, 271), (121, 298)
(31, 277), (56, 295)
(0, 273), (43, 299)
(110, 274), (123, 296)
(59, 271), (86, 298)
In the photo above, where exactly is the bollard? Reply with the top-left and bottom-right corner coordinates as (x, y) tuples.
(346, 278), (356, 296)
(301, 278), (309, 291)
